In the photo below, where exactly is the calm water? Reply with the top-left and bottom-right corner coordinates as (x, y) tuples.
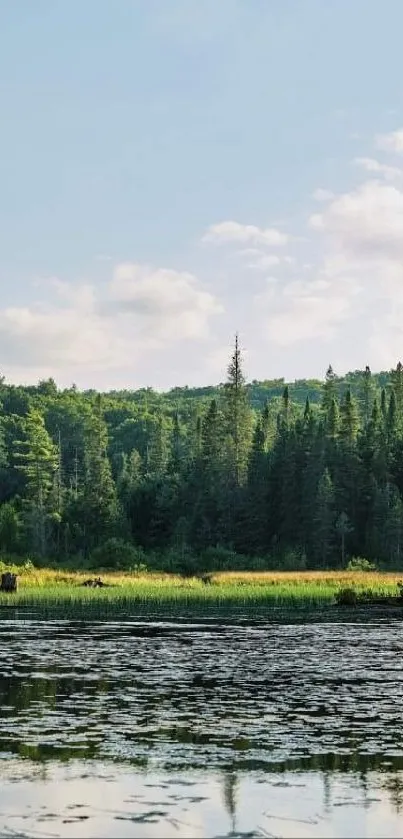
(0, 618), (403, 837)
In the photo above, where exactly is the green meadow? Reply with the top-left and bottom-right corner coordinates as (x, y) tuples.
(0, 568), (402, 619)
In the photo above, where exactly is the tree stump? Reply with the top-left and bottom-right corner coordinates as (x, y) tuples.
(0, 572), (18, 593)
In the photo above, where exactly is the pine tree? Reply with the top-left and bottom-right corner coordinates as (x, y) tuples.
(313, 468), (335, 567)
(300, 419), (325, 558)
(384, 483), (403, 568)
(339, 389), (359, 445)
(356, 398), (381, 554)
(326, 397), (340, 440)
(380, 388), (388, 424)
(147, 412), (170, 477)
(246, 418), (269, 552)
(0, 417), (7, 470)
(169, 410), (184, 474)
(81, 394), (119, 551)
(387, 390), (397, 442)
(0, 501), (21, 553)
(322, 365), (338, 413)
(117, 449), (143, 507)
(335, 511), (353, 565)
(390, 362), (403, 423)
(201, 399), (223, 480)
(223, 335), (253, 487)
(14, 408), (58, 555)
(359, 365), (375, 428)
(190, 398), (225, 548)
(282, 385), (290, 427)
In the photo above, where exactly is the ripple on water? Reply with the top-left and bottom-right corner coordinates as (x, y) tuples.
(0, 621), (402, 771)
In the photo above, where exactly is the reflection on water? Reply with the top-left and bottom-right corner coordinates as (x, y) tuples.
(0, 619), (403, 837)
(1, 761), (403, 838)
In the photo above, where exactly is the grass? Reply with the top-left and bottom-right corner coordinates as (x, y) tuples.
(0, 567), (402, 618)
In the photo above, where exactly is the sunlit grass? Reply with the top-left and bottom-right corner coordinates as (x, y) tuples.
(0, 567), (402, 614)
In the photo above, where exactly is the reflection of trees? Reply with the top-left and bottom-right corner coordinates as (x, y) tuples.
(322, 771), (332, 814)
(222, 771), (238, 835)
(0, 675), (57, 711)
(382, 774), (403, 813)
(2, 664), (403, 827)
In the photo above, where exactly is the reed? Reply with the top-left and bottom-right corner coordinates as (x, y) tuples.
(0, 567), (401, 616)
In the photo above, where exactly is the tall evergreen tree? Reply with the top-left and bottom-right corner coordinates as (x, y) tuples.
(313, 468), (335, 567)
(147, 412), (170, 477)
(339, 389), (359, 445)
(326, 397), (340, 440)
(322, 365), (338, 413)
(14, 408), (58, 555)
(80, 394), (119, 551)
(223, 335), (253, 487)
(390, 362), (403, 423)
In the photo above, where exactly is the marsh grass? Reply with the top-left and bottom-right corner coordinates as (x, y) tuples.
(0, 567), (401, 617)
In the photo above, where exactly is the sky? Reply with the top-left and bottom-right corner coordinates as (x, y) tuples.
(2, 0), (403, 390)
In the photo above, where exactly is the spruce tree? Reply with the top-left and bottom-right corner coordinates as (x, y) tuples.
(313, 468), (335, 567)
(339, 389), (359, 445)
(81, 394), (119, 551)
(381, 388), (388, 424)
(147, 412), (170, 477)
(322, 365), (338, 413)
(14, 408), (58, 555)
(359, 365), (375, 428)
(223, 335), (253, 487)
(390, 362), (403, 423)
(326, 397), (340, 440)
(387, 390), (397, 442)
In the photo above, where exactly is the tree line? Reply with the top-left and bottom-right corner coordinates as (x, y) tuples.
(1, 340), (403, 571)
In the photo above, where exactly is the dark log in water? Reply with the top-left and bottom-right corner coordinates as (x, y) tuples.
(0, 572), (17, 593)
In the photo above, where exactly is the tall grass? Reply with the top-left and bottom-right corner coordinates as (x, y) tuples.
(0, 568), (401, 617)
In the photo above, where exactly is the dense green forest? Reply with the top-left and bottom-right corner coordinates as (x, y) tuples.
(1, 338), (403, 572)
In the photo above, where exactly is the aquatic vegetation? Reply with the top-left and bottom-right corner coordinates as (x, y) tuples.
(0, 567), (401, 617)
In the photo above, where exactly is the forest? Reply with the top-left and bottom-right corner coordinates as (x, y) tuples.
(1, 337), (403, 573)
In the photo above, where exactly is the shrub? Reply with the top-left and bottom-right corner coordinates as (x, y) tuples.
(89, 538), (147, 571)
(346, 557), (377, 572)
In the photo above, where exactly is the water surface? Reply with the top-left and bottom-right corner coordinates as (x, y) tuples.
(0, 619), (403, 837)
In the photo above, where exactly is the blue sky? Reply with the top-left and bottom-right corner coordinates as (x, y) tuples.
(1, 0), (403, 389)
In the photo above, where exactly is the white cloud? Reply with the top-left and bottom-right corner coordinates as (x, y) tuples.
(257, 141), (403, 359)
(309, 180), (403, 260)
(236, 249), (295, 271)
(0, 263), (223, 386)
(353, 156), (403, 181)
(375, 128), (403, 154)
(244, 254), (281, 270)
(9, 124), (403, 387)
(108, 262), (221, 339)
(203, 220), (288, 247)
(266, 294), (350, 346)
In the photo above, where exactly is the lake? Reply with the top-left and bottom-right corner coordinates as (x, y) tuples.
(0, 617), (403, 837)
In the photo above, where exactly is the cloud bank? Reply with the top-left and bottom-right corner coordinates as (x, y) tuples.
(5, 126), (403, 387)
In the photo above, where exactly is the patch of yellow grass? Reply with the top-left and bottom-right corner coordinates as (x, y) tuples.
(214, 570), (403, 588)
(13, 567), (403, 592)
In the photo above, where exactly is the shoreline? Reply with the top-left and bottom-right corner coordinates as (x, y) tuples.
(0, 569), (402, 620)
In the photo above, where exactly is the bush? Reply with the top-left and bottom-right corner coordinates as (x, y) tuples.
(346, 557), (377, 572)
(89, 538), (147, 571)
